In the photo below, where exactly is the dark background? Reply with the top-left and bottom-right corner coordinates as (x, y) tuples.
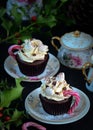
(0, 0), (93, 130)
(0, 25), (93, 130)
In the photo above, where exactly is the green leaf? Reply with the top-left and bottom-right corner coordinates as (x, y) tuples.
(0, 78), (23, 107)
(46, 16), (57, 28)
(60, 0), (69, 3)
(1, 18), (13, 33)
(0, 120), (4, 129)
(4, 109), (24, 129)
(37, 15), (56, 28)
(20, 35), (32, 41)
(11, 109), (24, 125)
(10, 5), (22, 24)
(0, 8), (6, 17)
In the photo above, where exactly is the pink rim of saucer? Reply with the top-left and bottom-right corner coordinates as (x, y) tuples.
(22, 122), (46, 130)
(63, 90), (80, 114)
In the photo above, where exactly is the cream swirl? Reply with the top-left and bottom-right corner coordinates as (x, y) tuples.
(18, 39), (49, 62)
(40, 72), (72, 101)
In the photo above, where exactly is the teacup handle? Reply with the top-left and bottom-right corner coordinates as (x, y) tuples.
(82, 62), (93, 84)
(51, 36), (61, 51)
(8, 45), (22, 59)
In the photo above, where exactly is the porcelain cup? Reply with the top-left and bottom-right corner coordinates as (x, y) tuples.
(82, 62), (93, 92)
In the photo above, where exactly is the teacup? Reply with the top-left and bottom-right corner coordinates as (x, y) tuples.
(82, 62), (93, 92)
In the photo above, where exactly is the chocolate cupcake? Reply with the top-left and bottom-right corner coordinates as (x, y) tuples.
(39, 72), (80, 115)
(8, 38), (49, 76)
(39, 94), (72, 115)
(16, 53), (49, 76)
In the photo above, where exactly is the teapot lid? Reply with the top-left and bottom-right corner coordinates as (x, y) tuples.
(61, 30), (93, 50)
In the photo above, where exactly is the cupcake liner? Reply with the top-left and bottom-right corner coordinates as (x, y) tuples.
(16, 54), (49, 76)
(39, 94), (73, 115)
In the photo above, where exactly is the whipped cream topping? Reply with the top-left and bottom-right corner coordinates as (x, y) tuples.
(40, 72), (72, 101)
(18, 39), (49, 62)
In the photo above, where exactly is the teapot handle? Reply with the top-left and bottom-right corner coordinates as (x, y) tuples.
(51, 36), (61, 51)
(82, 62), (93, 83)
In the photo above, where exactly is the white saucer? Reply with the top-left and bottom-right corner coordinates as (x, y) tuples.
(25, 87), (90, 124)
(4, 53), (60, 82)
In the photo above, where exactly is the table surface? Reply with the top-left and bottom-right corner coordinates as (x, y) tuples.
(0, 25), (93, 130)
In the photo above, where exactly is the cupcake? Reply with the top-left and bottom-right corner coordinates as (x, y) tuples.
(8, 38), (49, 76)
(39, 72), (80, 115)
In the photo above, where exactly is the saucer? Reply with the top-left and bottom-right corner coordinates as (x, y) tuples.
(25, 87), (90, 124)
(4, 53), (60, 82)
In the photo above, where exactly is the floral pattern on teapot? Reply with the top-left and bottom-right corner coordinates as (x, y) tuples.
(58, 47), (92, 69)
(62, 52), (82, 67)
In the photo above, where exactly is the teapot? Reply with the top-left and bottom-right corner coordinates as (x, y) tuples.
(82, 55), (93, 92)
(51, 30), (93, 69)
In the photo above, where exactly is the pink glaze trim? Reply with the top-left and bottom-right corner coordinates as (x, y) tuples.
(28, 76), (41, 80)
(22, 122), (46, 130)
(8, 45), (22, 59)
(63, 90), (80, 114)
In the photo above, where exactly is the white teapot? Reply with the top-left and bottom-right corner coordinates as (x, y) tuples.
(51, 30), (93, 69)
